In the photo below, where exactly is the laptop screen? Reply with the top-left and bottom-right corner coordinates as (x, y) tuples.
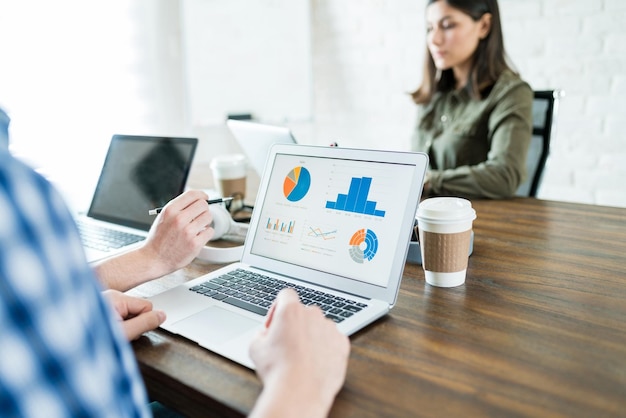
(227, 119), (297, 176)
(87, 134), (197, 231)
(249, 149), (421, 289)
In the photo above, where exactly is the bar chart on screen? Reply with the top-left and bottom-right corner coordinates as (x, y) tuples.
(326, 176), (386, 217)
(266, 217), (296, 234)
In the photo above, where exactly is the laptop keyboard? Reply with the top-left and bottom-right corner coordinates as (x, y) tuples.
(190, 268), (369, 323)
(76, 219), (144, 252)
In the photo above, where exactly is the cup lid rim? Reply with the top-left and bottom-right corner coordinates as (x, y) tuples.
(416, 197), (476, 221)
(210, 154), (247, 168)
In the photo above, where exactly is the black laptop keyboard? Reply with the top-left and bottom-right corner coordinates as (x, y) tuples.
(190, 268), (369, 322)
(76, 219), (144, 252)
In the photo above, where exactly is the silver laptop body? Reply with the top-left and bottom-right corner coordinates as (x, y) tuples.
(149, 144), (428, 368)
(227, 119), (297, 176)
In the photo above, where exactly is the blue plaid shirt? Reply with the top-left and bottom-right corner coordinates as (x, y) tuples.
(0, 145), (150, 417)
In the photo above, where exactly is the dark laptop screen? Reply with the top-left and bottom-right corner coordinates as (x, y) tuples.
(87, 134), (197, 231)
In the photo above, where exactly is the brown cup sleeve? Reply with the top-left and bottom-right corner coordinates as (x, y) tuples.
(419, 229), (472, 272)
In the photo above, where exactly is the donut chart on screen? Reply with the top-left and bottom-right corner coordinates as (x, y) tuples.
(349, 228), (378, 263)
(283, 166), (311, 202)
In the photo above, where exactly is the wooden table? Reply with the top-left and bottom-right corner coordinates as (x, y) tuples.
(130, 198), (626, 417)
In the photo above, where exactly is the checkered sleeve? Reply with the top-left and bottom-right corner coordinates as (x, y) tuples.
(0, 152), (151, 418)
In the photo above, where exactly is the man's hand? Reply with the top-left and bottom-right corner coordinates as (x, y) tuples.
(144, 189), (215, 272)
(94, 190), (215, 291)
(249, 289), (350, 418)
(103, 290), (166, 341)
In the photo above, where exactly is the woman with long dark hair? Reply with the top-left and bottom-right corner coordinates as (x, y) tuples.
(412, 0), (533, 199)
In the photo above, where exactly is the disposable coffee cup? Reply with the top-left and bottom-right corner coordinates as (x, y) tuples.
(416, 197), (476, 287)
(210, 154), (247, 200)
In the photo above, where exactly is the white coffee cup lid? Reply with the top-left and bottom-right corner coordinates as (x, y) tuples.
(416, 197), (476, 223)
(210, 153), (246, 168)
(210, 154), (247, 178)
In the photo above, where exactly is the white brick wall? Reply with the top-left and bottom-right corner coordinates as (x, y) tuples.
(300, 0), (626, 208)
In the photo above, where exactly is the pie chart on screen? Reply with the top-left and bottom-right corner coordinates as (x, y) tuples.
(283, 166), (311, 202)
(349, 228), (378, 263)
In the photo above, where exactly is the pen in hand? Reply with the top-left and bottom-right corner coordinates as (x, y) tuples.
(148, 196), (234, 215)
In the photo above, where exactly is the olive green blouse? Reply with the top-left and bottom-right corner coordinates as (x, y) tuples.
(411, 69), (533, 200)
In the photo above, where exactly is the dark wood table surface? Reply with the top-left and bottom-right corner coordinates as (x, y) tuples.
(130, 198), (626, 418)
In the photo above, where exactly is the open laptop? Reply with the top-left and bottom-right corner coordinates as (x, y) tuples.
(76, 134), (197, 263)
(227, 119), (297, 176)
(149, 144), (428, 369)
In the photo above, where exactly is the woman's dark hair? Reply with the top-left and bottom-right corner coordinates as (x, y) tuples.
(411, 0), (515, 104)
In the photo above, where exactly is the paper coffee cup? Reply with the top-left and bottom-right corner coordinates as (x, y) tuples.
(210, 154), (247, 199)
(416, 197), (476, 287)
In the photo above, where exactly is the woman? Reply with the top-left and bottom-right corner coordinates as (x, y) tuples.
(411, 0), (533, 199)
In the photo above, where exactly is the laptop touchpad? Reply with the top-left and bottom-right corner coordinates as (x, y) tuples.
(170, 306), (260, 345)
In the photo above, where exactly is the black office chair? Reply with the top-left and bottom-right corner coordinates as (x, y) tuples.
(516, 89), (563, 197)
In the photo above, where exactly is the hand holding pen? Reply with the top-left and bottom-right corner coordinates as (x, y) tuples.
(149, 196), (233, 215)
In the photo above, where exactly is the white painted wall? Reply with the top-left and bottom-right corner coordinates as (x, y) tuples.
(180, 0), (312, 126)
(0, 0), (187, 211)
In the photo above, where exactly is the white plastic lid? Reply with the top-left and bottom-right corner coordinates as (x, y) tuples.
(210, 154), (247, 179)
(416, 197), (476, 223)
